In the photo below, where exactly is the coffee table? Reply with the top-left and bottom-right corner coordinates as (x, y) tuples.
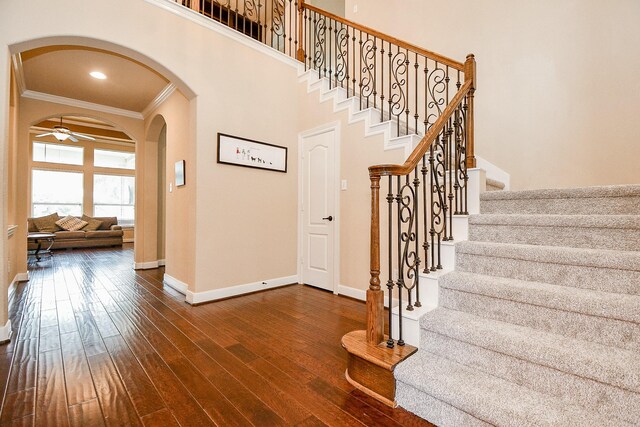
(27, 233), (55, 261)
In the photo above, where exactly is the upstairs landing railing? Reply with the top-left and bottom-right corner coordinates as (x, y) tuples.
(177, 0), (475, 348)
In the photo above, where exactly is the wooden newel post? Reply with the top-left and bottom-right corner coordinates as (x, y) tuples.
(297, 0), (306, 62)
(367, 175), (385, 344)
(464, 53), (477, 169)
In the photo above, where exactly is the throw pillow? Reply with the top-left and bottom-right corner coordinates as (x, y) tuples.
(32, 213), (61, 233)
(56, 215), (88, 232)
(81, 215), (103, 231)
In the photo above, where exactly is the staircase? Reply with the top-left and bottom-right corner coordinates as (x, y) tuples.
(395, 184), (640, 426)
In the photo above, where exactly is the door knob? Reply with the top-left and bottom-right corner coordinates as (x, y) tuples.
(322, 215), (333, 222)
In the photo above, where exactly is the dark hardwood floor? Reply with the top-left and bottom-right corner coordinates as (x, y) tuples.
(0, 245), (433, 426)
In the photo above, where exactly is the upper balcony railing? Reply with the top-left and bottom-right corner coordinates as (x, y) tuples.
(177, 0), (475, 349)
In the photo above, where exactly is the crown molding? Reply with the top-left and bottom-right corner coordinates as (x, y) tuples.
(11, 53), (27, 95)
(142, 83), (176, 118)
(21, 90), (144, 120)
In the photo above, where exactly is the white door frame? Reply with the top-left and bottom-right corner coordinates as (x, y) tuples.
(297, 121), (341, 294)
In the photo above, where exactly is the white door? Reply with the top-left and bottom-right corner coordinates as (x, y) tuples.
(301, 128), (337, 292)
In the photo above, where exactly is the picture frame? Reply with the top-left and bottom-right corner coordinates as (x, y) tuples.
(175, 160), (186, 187)
(217, 133), (287, 173)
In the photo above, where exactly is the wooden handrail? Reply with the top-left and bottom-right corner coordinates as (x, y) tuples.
(302, 3), (464, 71)
(368, 78), (473, 178)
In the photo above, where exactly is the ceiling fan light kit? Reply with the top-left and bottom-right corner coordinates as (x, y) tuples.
(35, 117), (96, 143)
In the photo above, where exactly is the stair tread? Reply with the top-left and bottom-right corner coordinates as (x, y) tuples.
(480, 184), (640, 201)
(395, 350), (630, 426)
(456, 240), (640, 271)
(468, 213), (640, 229)
(440, 271), (640, 323)
(419, 308), (640, 392)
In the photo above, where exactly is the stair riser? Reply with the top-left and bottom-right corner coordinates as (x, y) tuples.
(480, 196), (640, 215)
(439, 288), (640, 352)
(420, 330), (640, 425)
(468, 224), (640, 252)
(456, 252), (640, 296)
(396, 381), (492, 427)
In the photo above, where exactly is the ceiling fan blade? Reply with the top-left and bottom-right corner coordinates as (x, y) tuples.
(72, 132), (96, 141)
(69, 136), (79, 143)
(35, 133), (54, 138)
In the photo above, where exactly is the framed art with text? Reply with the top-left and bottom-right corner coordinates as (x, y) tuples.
(217, 133), (287, 173)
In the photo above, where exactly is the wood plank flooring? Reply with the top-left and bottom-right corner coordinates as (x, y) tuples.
(0, 245), (433, 426)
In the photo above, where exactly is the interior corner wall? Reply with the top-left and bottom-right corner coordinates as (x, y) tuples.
(7, 67), (20, 297)
(0, 51), (10, 327)
(144, 91), (195, 289)
(345, 0), (640, 190)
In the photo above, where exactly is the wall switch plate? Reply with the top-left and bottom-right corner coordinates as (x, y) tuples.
(341, 180), (348, 190)
(169, 183), (173, 193)
(353, 4), (358, 13)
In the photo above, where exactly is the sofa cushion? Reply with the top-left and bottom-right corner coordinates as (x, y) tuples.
(81, 215), (103, 231)
(85, 230), (124, 239)
(54, 231), (86, 240)
(94, 217), (118, 230)
(32, 213), (61, 233)
(27, 218), (38, 233)
(56, 215), (88, 231)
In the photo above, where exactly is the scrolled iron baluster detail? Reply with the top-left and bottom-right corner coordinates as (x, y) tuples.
(313, 14), (326, 76)
(430, 133), (447, 270)
(457, 99), (469, 215)
(389, 49), (408, 136)
(397, 176), (419, 312)
(334, 24), (349, 89)
(271, 0), (286, 51)
(425, 63), (447, 129)
(360, 36), (376, 109)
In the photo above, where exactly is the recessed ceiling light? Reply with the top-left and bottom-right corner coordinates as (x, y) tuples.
(90, 71), (107, 80)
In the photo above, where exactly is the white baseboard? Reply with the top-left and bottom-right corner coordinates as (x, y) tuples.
(158, 259), (166, 267)
(0, 320), (12, 343)
(163, 273), (188, 295)
(186, 275), (298, 305)
(134, 261), (160, 270)
(337, 284), (398, 308)
(9, 272), (29, 299)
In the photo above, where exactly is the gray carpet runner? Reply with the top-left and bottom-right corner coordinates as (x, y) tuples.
(395, 184), (640, 426)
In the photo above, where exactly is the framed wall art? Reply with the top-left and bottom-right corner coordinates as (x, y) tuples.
(175, 160), (186, 186)
(217, 133), (287, 173)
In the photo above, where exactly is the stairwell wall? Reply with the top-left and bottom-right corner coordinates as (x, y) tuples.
(346, 0), (640, 190)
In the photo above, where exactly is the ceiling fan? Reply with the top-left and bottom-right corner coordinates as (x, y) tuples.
(35, 117), (96, 142)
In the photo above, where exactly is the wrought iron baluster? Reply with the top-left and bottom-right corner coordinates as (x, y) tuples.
(380, 41), (385, 122)
(361, 34), (375, 109)
(405, 49), (409, 136)
(413, 167), (421, 307)
(373, 37), (377, 110)
(328, 19), (332, 88)
(395, 176), (404, 346)
(288, 0), (293, 55)
(421, 155), (430, 273)
(352, 31), (356, 98)
(386, 176), (394, 348)
(390, 47), (408, 136)
(423, 57), (428, 135)
(358, 30), (363, 109)
(414, 52), (419, 135)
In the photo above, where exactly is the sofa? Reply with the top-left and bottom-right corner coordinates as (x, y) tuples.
(27, 214), (124, 250)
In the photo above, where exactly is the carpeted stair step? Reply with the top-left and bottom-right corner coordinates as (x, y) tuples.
(418, 311), (640, 424)
(439, 271), (640, 352)
(468, 214), (640, 251)
(480, 184), (640, 215)
(455, 241), (640, 295)
(420, 308), (640, 392)
(395, 350), (631, 427)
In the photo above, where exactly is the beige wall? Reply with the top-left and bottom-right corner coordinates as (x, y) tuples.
(346, 0), (640, 190)
(308, 0), (345, 17)
(145, 91), (196, 288)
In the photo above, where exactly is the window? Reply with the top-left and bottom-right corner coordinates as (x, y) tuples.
(93, 174), (135, 224)
(32, 170), (83, 217)
(94, 149), (135, 170)
(33, 142), (83, 165)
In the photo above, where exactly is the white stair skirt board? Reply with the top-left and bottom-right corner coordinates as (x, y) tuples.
(0, 320), (12, 343)
(163, 273), (188, 295)
(298, 67), (420, 159)
(134, 260), (161, 270)
(185, 275), (299, 305)
(476, 155), (511, 191)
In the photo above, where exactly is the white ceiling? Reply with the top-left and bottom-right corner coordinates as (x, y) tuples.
(19, 46), (170, 113)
